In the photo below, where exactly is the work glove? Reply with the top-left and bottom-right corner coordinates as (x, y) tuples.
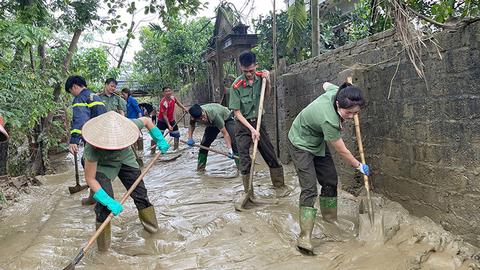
(227, 148), (234, 159)
(169, 130), (180, 138)
(356, 163), (370, 176)
(93, 188), (123, 216)
(187, 138), (195, 147)
(149, 127), (170, 154)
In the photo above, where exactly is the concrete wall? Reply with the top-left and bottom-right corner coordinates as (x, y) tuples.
(270, 23), (480, 246)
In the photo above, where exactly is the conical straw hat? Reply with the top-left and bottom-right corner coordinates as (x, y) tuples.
(82, 111), (139, 150)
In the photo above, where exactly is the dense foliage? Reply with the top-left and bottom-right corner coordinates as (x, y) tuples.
(0, 0), (202, 176)
(132, 17), (214, 95)
(253, 0), (480, 68)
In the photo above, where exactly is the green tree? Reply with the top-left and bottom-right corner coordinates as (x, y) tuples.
(133, 17), (213, 95)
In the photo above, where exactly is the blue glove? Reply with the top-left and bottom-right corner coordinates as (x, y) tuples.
(169, 130), (180, 138)
(356, 163), (370, 176)
(227, 148), (234, 159)
(93, 188), (123, 216)
(149, 127), (170, 154)
(187, 138), (195, 147)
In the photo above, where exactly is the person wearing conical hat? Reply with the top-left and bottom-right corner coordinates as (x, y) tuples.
(81, 111), (170, 252)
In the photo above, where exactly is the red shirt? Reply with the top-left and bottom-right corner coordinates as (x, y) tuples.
(158, 96), (176, 122)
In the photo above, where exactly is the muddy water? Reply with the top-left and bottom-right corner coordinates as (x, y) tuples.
(0, 128), (479, 270)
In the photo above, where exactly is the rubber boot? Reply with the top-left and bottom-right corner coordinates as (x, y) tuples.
(269, 167), (291, 197)
(319, 196), (337, 223)
(174, 137), (179, 150)
(297, 206), (317, 255)
(81, 189), (96, 206)
(96, 221), (111, 252)
(138, 206), (159, 234)
(197, 152), (208, 172)
(234, 174), (253, 210)
(234, 157), (240, 171)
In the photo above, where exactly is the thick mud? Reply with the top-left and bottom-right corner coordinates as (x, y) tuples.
(0, 128), (479, 269)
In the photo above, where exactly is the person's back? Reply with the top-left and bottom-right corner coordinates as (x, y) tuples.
(121, 88), (143, 119)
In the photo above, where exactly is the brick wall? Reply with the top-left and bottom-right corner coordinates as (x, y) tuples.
(271, 23), (480, 246)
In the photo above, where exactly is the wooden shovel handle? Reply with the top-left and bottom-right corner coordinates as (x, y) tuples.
(353, 114), (370, 190)
(247, 77), (267, 192)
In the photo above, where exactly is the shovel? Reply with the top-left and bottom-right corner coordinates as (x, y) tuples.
(179, 139), (240, 160)
(68, 152), (88, 194)
(354, 114), (384, 242)
(62, 138), (170, 270)
(235, 77), (278, 211)
(149, 111), (188, 153)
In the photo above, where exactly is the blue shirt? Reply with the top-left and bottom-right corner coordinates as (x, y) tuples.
(126, 95), (143, 119)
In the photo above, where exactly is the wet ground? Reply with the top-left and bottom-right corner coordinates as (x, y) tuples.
(0, 128), (479, 269)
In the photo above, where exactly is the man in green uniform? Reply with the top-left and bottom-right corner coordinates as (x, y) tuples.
(186, 103), (238, 171)
(288, 82), (370, 255)
(82, 111), (170, 252)
(229, 51), (290, 209)
(99, 78), (126, 115)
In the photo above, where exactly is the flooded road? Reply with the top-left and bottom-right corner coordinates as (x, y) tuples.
(0, 128), (479, 269)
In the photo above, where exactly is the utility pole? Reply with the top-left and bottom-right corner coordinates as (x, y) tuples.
(311, 0), (319, 57)
(273, 0), (280, 157)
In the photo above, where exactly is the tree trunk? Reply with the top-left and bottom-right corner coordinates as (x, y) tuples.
(311, 0), (319, 57)
(31, 28), (83, 175)
(117, 22), (135, 69)
(29, 46), (35, 71)
(0, 141), (8, 176)
(38, 43), (46, 73)
(63, 28), (83, 74)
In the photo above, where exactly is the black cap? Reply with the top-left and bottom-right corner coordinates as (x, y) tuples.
(189, 104), (202, 118)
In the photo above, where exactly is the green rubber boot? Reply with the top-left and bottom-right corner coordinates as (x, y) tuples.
(319, 196), (337, 223)
(197, 152), (208, 172)
(138, 206), (159, 234)
(234, 156), (240, 171)
(96, 221), (111, 252)
(297, 206), (317, 255)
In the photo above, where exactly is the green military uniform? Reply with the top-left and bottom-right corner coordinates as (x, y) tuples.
(229, 72), (286, 203)
(200, 103), (232, 129)
(99, 93), (126, 113)
(229, 74), (262, 120)
(84, 118), (158, 251)
(288, 83), (341, 157)
(287, 83), (341, 255)
(190, 103), (238, 171)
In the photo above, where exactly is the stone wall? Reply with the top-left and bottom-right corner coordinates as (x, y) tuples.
(270, 23), (480, 246)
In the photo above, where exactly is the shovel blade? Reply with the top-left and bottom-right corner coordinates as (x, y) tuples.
(234, 193), (252, 211)
(358, 212), (385, 244)
(62, 262), (75, 270)
(68, 184), (89, 194)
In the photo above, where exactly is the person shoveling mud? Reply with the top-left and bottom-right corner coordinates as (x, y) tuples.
(288, 81), (370, 255)
(186, 103), (238, 172)
(80, 111), (170, 252)
(229, 51), (291, 210)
